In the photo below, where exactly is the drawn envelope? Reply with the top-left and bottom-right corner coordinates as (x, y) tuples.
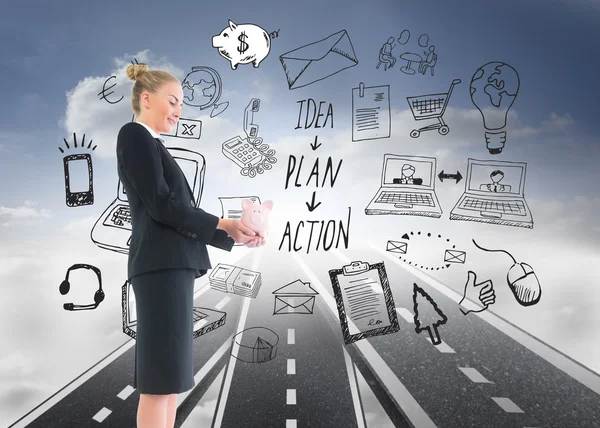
(386, 240), (407, 254)
(444, 249), (466, 264)
(273, 279), (319, 315)
(280, 29), (358, 90)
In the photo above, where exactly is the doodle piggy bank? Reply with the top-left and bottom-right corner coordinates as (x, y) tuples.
(212, 20), (271, 70)
(240, 198), (273, 238)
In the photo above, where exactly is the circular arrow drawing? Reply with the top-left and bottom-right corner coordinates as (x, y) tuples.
(387, 230), (466, 271)
(98, 76), (124, 104)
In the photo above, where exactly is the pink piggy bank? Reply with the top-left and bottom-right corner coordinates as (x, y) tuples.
(240, 199), (273, 238)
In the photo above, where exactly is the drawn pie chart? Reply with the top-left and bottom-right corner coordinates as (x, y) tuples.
(231, 327), (279, 363)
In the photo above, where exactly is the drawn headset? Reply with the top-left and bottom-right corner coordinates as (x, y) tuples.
(59, 263), (105, 311)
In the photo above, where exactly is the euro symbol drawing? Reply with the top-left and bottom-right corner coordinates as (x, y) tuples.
(98, 76), (124, 104)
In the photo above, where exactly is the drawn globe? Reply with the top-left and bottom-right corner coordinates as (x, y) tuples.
(470, 62), (520, 111)
(181, 66), (223, 111)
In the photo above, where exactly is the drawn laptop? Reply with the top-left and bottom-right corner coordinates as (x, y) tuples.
(90, 147), (206, 254)
(450, 158), (533, 228)
(365, 154), (442, 218)
(121, 280), (225, 340)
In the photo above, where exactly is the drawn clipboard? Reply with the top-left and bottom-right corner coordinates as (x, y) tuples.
(328, 260), (400, 345)
(352, 82), (391, 142)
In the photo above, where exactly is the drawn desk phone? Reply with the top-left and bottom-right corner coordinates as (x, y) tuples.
(64, 153), (94, 207)
(244, 98), (260, 139)
(222, 136), (262, 169)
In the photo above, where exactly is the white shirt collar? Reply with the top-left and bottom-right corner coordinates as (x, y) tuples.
(135, 120), (165, 143)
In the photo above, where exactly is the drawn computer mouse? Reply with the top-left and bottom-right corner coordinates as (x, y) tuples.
(507, 262), (541, 306)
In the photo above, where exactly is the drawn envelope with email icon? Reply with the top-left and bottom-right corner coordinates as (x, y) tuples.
(444, 249), (466, 264)
(280, 29), (358, 90)
(386, 240), (407, 254)
(273, 279), (319, 315)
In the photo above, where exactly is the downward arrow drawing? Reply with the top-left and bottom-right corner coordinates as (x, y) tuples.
(310, 135), (322, 151)
(305, 191), (322, 212)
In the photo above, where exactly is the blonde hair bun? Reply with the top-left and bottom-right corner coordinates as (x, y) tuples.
(126, 64), (149, 81)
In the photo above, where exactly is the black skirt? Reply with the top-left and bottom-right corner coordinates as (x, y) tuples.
(131, 268), (196, 394)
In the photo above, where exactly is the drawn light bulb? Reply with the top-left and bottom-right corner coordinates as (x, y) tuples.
(470, 61), (520, 154)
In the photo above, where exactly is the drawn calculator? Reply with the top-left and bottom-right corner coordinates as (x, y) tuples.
(222, 136), (262, 169)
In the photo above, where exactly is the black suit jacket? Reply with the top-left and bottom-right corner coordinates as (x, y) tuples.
(116, 122), (234, 280)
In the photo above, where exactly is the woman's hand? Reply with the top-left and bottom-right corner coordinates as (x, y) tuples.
(244, 236), (266, 248)
(217, 219), (257, 244)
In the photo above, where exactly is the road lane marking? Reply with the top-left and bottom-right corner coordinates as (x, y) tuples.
(116, 385), (135, 400)
(293, 252), (438, 428)
(286, 420), (297, 428)
(491, 397), (524, 413)
(396, 307), (414, 323)
(287, 359), (296, 375)
(215, 296), (231, 311)
(458, 367), (492, 383)
(92, 407), (111, 423)
(367, 241), (600, 396)
(343, 349), (367, 428)
(287, 389), (297, 405)
(424, 338), (456, 353)
(288, 328), (295, 345)
(212, 250), (262, 428)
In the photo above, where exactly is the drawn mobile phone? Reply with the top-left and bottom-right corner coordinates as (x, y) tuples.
(222, 136), (262, 169)
(64, 153), (94, 207)
(244, 98), (260, 139)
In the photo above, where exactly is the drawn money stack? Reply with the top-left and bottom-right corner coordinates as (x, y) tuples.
(209, 263), (262, 298)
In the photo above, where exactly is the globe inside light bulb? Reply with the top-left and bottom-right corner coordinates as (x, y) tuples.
(470, 62), (520, 154)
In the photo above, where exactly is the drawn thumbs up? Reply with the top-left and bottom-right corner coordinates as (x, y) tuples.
(459, 271), (496, 315)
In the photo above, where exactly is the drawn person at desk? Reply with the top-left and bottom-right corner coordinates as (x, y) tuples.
(419, 45), (437, 75)
(479, 169), (512, 192)
(380, 37), (397, 69)
(118, 64), (265, 428)
(394, 164), (423, 185)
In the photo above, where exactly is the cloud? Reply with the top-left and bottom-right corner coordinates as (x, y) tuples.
(0, 200), (51, 227)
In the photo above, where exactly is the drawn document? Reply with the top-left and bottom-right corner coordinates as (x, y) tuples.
(329, 260), (399, 344)
(352, 82), (391, 142)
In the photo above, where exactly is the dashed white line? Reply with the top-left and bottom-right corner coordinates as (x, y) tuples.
(491, 397), (524, 413)
(288, 328), (295, 345)
(424, 338), (456, 354)
(287, 359), (296, 375)
(215, 296), (231, 311)
(286, 389), (297, 405)
(286, 420), (297, 428)
(92, 407), (111, 423)
(116, 385), (134, 400)
(458, 367), (492, 383)
(396, 307), (414, 323)
(342, 348), (367, 428)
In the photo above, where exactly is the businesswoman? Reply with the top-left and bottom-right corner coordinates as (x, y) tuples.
(119, 63), (264, 428)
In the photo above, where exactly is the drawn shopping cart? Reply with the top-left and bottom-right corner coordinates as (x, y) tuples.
(406, 78), (461, 138)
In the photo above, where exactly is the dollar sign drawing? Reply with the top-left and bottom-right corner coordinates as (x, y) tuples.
(237, 31), (249, 54)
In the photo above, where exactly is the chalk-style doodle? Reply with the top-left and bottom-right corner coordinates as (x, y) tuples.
(310, 135), (322, 151)
(413, 283), (447, 345)
(389, 230), (466, 270)
(269, 29), (280, 39)
(398, 29), (410, 45)
(459, 271), (496, 315)
(241, 198), (273, 238)
(98, 76), (123, 104)
(91, 147), (206, 254)
(305, 190), (322, 212)
(438, 170), (463, 184)
(231, 327), (279, 363)
(386, 240), (407, 254)
(365, 154), (442, 218)
(182, 66), (229, 118)
(444, 249), (466, 264)
(418, 33), (430, 47)
(470, 61), (520, 154)
(219, 196), (261, 246)
(406, 79), (461, 138)
(352, 82), (391, 142)
(208, 263), (262, 299)
(328, 261), (400, 345)
(280, 29), (358, 90)
(399, 52), (422, 75)
(59, 264), (104, 311)
(376, 37), (396, 71)
(273, 279), (319, 315)
(59, 133), (96, 207)
(450, 159), (533, 229)
(222, 98), (277, 178)
(418, 45), (437, 75)
(160, 117), (202, 140)
(212, 20), (271, 70)
(121, 280), (225, 340)
(472, 239), (541, 306)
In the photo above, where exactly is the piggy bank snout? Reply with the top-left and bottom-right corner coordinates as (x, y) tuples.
(212, 35), (223, 48)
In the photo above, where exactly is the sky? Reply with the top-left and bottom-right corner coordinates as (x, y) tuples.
(1, 0), (600, 426)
